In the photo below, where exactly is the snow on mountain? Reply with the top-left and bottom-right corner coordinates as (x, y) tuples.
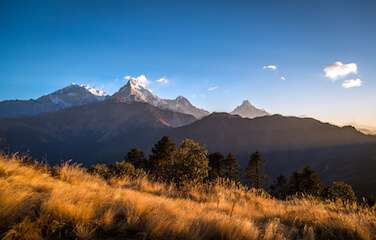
(111, 77), (209, 119)
(0, 84), (108, 118)
(79, 84), (107, 97)
(112, 78), (160, 106)
(230, 100), (269, 119)
(38, 84), (107, 107)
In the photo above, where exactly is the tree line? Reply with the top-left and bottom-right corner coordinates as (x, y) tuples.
(89, 136), (358, 202)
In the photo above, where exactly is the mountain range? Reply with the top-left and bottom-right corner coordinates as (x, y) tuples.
(111, 78), (209, 119)
(0, 79), (375, 195)
(0, 78), (268, 120)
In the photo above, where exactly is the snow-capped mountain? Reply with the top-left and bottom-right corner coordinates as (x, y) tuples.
(38, 83), (107, 107)
(111, 79), (160, 106)
(111, 78), (209, 119)
(230, 100), (269, 118)
(0, 84), (107, 118)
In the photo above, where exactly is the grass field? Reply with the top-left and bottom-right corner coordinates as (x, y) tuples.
(0, 154), (375, 240)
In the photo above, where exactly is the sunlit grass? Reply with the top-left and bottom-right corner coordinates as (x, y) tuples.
(0, 154), (375, 239)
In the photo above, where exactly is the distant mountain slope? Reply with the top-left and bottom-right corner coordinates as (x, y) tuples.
(112, 78), (209, 119)
(159, 96), (209, 119)
(170, 113), (373, 152)
(0, 101), (195, 164)
(0, 84), (107, 118)
(230, 100), (269, 118)
(0, 109), (375, 194)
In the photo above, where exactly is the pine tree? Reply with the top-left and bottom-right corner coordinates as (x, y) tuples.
(270, 175), (288, 199)
(224, 153), (240, 181)
(288, 166), (322, 196)
(149, 136), (177, 181)
(208, 152), (225, 180)
(245, 151), (266, 189)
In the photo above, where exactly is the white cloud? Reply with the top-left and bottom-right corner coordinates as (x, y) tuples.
(280, 76), (286, 80)
(263, 65), (277, 71)
(208, 86), (218, 91)
(124, 74), (149, 88)
(324, 61), (357, 80)
(342, 78), (362, 88)
(156, 77), (169, 85)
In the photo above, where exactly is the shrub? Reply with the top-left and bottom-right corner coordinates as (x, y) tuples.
(87, 163), (111, 180)
(325, 181), (357, 202)
(176, 139), (209, 184)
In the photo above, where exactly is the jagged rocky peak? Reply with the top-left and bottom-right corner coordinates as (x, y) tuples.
(174, 96), (196, 107)
(230, 99), (269, 119)
(111, 77), (160, 105)
(111, 77), (210, 119)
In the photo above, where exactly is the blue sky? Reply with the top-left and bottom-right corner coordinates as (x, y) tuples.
(1, 0), (375, 127)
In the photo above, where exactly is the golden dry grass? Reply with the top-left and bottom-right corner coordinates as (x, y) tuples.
(0, 154), (375, 240)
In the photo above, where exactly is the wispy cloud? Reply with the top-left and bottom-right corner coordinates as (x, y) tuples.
(263, 65), (277, 71)
(324, 61), (357, 80)
(342, 78), (362, 88)
(263, 64), (287, 80)
(156, 77), (169, 85)
(207, 86), (218, 91)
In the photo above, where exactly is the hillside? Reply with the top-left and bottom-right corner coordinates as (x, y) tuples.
(0, 154), (375, 240)
(1, 108), (376, 194)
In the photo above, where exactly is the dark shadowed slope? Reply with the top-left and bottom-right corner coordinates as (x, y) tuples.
(168, 113), (376, 194)
(170, 113), (374, 152)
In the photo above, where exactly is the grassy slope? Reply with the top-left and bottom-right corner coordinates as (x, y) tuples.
(0, 154), (375, 240)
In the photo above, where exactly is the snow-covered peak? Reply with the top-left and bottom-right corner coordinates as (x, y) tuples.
(125, 75), (149, 90)
(230, 99), (269, 119)
(236, 100), (259, 110)
(71, 83), (107, 97)
(240, 99), (252, 106)
(111, 79), (159, 105)
(111, 80), (209, 119)
(37, 83), (107, 108)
